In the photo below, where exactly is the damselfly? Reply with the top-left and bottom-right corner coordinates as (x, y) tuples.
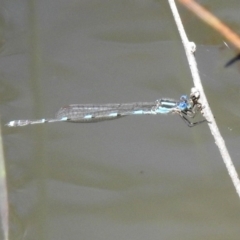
(6, 91), (206, 127)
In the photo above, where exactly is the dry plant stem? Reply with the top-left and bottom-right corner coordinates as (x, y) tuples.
(177, 0), (240, 50)
(0, 122), (9, 240)
(168, 0), (240, 198)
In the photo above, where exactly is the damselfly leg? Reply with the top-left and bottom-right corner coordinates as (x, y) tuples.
(177, 91), (207, 127)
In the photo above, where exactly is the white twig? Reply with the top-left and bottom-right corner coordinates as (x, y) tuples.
(168, 0), (240, 197)
(0, 122), (9, 240)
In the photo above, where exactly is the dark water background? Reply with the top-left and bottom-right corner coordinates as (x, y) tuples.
(1, 0), (240, 239)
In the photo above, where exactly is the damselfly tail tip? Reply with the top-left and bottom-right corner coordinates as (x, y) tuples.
(6, 121), (18, 127)
(5, 117), (68, 127)
(5, 120), (31, 127)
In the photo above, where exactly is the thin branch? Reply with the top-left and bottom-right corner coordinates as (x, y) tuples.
(0, 122), (9, 240)
(168, 0), (240, 198)
(177, 0), (240, 50)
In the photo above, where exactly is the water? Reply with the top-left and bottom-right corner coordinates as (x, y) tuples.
(1, 0), (240, 239)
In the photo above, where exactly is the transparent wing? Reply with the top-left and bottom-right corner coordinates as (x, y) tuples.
(56, 102), (157, 122)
